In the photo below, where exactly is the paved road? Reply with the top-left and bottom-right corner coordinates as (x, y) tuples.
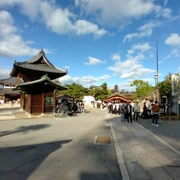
(0, 109), (122, 180)
(1, 105), (180, 180)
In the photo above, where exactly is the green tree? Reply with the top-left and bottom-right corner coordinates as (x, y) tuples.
(88, 83), (109, 100)
(158, 73), (173, 100)
(158, 80), (171, 99)
(57, 82), (89, 101)
(130, 80), (154, 100)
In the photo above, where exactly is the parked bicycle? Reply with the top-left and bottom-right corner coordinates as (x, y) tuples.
(53, 102), (68, 117)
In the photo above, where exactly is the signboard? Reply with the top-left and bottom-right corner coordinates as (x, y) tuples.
(171, 74), (179, 96)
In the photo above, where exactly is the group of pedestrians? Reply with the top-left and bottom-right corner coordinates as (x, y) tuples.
(120, 101), (140, 123)
(107, 99), (160, 126)
(122, 100), (160, 126)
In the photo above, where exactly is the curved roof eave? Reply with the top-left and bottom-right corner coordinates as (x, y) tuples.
(15, 75), (67, 90)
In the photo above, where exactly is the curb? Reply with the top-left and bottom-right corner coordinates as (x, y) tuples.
(109, 120), (130, 180)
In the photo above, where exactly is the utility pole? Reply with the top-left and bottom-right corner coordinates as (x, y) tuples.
(156, 38), (159, 102)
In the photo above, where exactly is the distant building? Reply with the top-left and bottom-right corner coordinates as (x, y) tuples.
(0, 77), (23, 103)
(114, 85), (118, 93)
(89, 85), (102, 90)
(103, 92), (132, 103)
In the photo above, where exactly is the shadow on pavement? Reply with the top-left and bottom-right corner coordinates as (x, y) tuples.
(0, 124), (51, 137)
(0, 139), (72, 180)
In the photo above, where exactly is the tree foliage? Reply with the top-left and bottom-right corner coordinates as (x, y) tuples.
(57, 83), (89, 101)
(56, 82), (110, 101)
(158, 80), (172, 98)
(130, 80), (154, 100)
(158, 73), (172, 99)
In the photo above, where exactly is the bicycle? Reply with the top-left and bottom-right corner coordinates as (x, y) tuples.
(53, 102), (68, 117)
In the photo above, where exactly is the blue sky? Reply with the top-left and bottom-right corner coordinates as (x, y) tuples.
(0, 0), (180, 91)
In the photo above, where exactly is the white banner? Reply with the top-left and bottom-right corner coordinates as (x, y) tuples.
(171, 74), (178, 96)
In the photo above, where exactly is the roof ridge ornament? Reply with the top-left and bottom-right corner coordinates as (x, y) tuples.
(40, 48), (45, 54)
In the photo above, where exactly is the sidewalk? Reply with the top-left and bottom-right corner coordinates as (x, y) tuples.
(0, 104), (55, 120)
(110, 116), (180, 180)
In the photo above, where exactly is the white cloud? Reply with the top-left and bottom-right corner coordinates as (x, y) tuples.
(0, 10), (40, 58)
(165, 34), (180, 58)
(59, 75), (74, 85)
(165, 33), (180, 46)
(84, 56), (106, 65)
(170, 47), (180, 57)
(74, 76), (98, 85)
(153, 5), (171, 18)
(76, 0), (171, 27)
(40, 2), (107, 38)
(128, 42), (151, 54)
(108, 54), (155, 79)
(117, 82), (136, 92)
(64, 66), (70, 70)
(0, 66), (11, 79)
(0, 0), (42, 21)
(99, 75), (111, 80)
(164, 0), (168, 6)
(40, 1), (74, 34)
(124, 21), (162, 42)
(172, 15), (180, 21)
(75, 0), (80, 6)
(0, 0), (107, 38)
(73, 20), (107, 38)
(59, 74), (108, 87)
(112, 53), (121, 61)
(166, 47), (180, 58)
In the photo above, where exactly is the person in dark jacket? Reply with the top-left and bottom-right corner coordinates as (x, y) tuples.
(125, 102), (133, 123)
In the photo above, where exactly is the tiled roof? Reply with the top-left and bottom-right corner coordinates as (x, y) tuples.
(0, 77), (23, 84)
(15, 64), (66, 74)
(10, 50), (67, 77)
(15, 74), (67, 90)
(17, 49), (54, 67)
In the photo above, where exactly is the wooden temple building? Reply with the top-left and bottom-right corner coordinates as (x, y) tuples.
(10, 49), (67, 115)
(103, 85), (133, 103)
(103, 93), (132, 103)
(0, 77), (23, 103)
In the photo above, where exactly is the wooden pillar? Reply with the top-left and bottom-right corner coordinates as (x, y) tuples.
(53, 90), (57, 109)
(21, 93), (25, 110)
(42, 93), (45, 114)
(29, 94), (32, 114)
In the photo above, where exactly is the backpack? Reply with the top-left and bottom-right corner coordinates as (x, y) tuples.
(153, 104), (159, 112)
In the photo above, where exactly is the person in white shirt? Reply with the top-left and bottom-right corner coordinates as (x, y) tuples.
(133, 101), (140, 121)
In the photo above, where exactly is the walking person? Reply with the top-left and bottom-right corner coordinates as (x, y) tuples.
(120, 102), (125, 121)
(152, 101), (160, 126)
(125, 102), (133, 123)
(133, 101), (140, 121)
(141, 101), (148, 119)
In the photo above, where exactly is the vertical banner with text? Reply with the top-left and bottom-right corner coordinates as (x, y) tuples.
(171, 74), (179, 96)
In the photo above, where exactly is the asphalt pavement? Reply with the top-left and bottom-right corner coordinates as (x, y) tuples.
(0, 107), (122, 180)
(0, 105), (180, 180)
